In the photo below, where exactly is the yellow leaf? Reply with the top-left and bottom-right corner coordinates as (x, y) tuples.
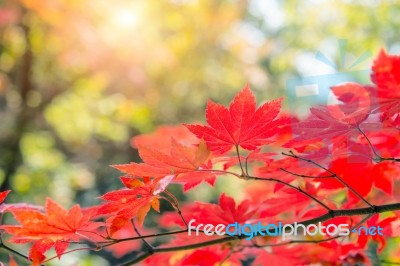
(194, 139), (210, 166)
(137, 203), (151, 226)
(151, 198), (160, 212)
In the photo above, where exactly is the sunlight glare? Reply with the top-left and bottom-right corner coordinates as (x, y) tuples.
(113, 9), (138, 28)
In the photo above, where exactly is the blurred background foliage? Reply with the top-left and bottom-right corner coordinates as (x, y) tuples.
(0, 0), (400, 264)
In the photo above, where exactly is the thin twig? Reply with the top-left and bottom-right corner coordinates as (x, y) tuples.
(131, 219), (154, 250)
(163, 190), (188, 228)
(0, 234), (34, 263)
(43, 247), (95, 263)
(280, 167), (335, 178)
(62, 229), (190, 245)
(357, 125), (400, 162)
(1, 243), (30, 261)
(119, 251), (153, 266)
(247, 175), (332, 212)
(283, 151), (374, 208)
(110, 229), (188, 242)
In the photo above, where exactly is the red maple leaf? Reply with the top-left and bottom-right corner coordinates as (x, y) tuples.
(0, 190), (11, 204)
(371, 49), (400, 117)
(113, 139), (217, 191)
(131, 125), (199, 153)
(181, 248), (243, 266)
(372, 49), (400, 98)
(201, 193), (258, 225)
(185, 85), (288, 154)
(284, 82), (388, 150)
(356, 214), (397, 252)
(160, 193), (258, 229)
(286, 105), (365, 146)
(259, 184), (328, 222)
(252, 247), (300, 266)
(314, 241), (368, 264)
(87, 220), (155, 258)
(318, 156), (396, 201)
(98, 176), (173, 234)
(1, 198), (99, 265)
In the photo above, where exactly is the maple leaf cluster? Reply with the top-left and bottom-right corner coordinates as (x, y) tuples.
(0, 49), (399, 265)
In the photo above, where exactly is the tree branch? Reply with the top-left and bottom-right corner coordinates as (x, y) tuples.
(118, 202), (400, 265)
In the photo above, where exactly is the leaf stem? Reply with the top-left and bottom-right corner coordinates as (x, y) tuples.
(235, 145), (245, 176)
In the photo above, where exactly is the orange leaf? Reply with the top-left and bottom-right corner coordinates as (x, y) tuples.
(1, 198), (99, 264)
